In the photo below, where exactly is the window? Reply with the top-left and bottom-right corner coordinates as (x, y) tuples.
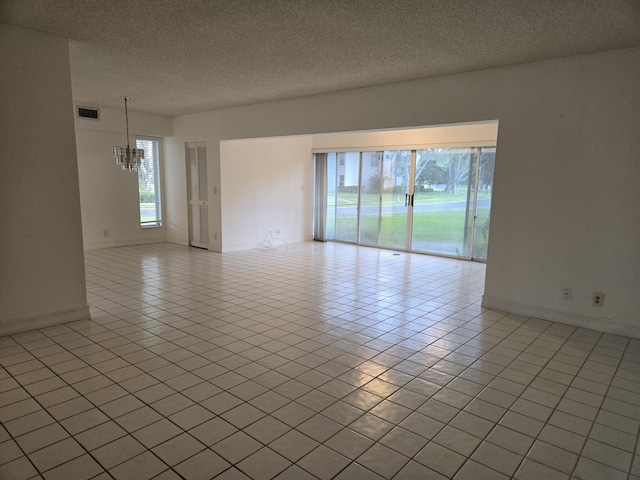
(136, 138), (162, 227)
(319, 145), (496, 260)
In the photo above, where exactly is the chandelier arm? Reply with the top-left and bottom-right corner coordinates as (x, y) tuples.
(112, 96), (142, 173)
(124, 97), (130, 147)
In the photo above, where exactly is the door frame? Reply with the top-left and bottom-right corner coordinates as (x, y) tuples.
(186, 141), (209, 249)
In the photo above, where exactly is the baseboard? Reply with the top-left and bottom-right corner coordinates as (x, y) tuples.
(166, 236), (189, 247)
(222, 236), (313, 253)
(0, 306), (91, 337)
(84, 238), (166, 250)
(481, 295), (640, 339)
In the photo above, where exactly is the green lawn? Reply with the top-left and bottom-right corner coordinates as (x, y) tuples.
(329, 207), (490, 259)
(329, 188), (491, 207)
(139, 202), (158, 223)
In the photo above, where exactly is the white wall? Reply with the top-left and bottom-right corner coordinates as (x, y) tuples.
(164, 111), (223, 250)
(0, 24), (88, 335)
(214, 123), (497, 252)
(75, 107), (171, 249)
(167, 47), (640, 337)
(483, 54), (640, 336)
(311, 122), (498, 151)
(220, 136), (314, 251)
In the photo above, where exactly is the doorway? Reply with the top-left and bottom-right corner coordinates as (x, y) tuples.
(186, 142), (209, 249)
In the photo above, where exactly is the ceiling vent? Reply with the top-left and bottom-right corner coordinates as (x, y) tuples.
(76, 106), (100, 120)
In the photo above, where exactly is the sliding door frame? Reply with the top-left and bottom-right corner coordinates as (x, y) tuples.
(319, 145), (494, 262)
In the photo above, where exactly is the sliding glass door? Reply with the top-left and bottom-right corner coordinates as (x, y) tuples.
(321, 145), (494, 260)
(410, 147), (475, 257)
(358, 151), (412, 249)
(379, 151), (411, 249)
(327, 152), (360, 242)
(471, 147), (495, 261)
(358, 152), (382, 245)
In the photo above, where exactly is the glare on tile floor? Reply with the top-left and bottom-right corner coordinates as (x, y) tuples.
(0, 242), (639, 479)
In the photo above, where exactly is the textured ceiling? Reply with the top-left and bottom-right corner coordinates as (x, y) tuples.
(2, 0), (640, 116)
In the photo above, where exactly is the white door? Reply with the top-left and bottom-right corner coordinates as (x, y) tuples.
(186, 142), (209, 249)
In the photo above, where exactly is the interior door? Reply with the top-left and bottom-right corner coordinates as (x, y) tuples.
(186, 142), (209, 249)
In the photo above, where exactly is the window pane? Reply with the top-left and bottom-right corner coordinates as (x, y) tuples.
(379, 150), (410, 249)
(334, 152), (360, 242)
(358, 151), (381, 245)
(136, 138), (162, 227)
(326, 153), (337, 239)
(411, 147), (474, 257)
(472, 147), (495, 261)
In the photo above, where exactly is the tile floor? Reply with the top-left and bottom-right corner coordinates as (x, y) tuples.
(1, 242), (639, 480)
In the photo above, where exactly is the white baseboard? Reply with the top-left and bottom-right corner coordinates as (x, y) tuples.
(84, 238), (166, 250)
(166, 236), (189, 247)
(482, 295), (640, 339)
(222, 235), (313, 253)
(0, 306), (90, 337)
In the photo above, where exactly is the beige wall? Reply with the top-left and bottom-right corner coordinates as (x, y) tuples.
(164, 111), (223, 249)
(3, 24), (636, 340)
(220, 136), (314, 251)
(0, 24), (88, 334)
(74, 107), (171, 249)
(310, 121), (498, 151)
(166, 47), (640, 337)
(215, 122), (498, 252)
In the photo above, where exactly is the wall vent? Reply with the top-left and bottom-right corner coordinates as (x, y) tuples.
(76, 106), (100, 120)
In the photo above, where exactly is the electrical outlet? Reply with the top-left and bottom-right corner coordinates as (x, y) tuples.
(563, 287), (572, 301)
(592, 293), (604, 307)
(276, 228), (280, 235)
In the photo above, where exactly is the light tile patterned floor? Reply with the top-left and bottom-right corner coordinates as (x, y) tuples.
(1, 242), (639, 480)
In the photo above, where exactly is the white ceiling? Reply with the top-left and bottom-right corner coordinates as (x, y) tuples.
(2, 0), (639, 116)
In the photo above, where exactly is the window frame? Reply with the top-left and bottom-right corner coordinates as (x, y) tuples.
(136, 136), (163, 228)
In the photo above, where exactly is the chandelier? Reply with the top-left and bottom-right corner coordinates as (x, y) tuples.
(112, 96), (144, 172)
